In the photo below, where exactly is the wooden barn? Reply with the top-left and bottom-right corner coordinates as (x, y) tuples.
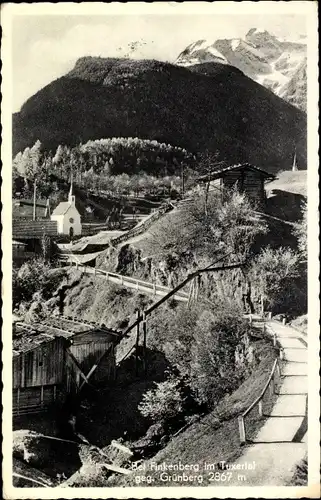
(197, 163), (276, 207)
(65, 327), (119, 393)
(12, 219), (59, 265)
(13, 320), (121, 416)
(13, 332), (67, 416)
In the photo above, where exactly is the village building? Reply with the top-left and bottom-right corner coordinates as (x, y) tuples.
(13, 318), (121, 416)
(196, 163), (276, 207)
(12, 219), (58, 266)
(12, 240), (33, 266)
(50, 184), (82, 238)
(13, 198), (51, 220)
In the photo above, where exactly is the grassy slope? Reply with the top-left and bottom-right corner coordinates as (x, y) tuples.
(266, 170), (307, 197)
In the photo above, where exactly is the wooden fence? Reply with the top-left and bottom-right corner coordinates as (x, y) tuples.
(109, 202), (174, 247)
(72, 263), (189, 302)
(238, 321), (283, 445)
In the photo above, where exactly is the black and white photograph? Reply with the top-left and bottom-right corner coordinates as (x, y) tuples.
(1, 1), (319, 498)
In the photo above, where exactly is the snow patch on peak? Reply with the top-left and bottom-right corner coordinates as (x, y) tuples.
(206, 46), (227, 61)
(197, 40), (215, 52)
(187, 40), (207, 53)
(231, 39), (241, 51)
(253, 27), (267, 35)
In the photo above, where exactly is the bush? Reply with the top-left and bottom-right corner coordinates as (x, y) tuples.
(189, 303), (250, 407)
(138, 375), (185, 425)
(12, 259), (65, 306)
(13, 259), (50, 305)
(249, 246), (300, 314)
(146, 188), (267, 264)
(292, 201), (307, 259)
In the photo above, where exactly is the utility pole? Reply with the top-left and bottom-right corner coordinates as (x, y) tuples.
(33, 179), (37, 221)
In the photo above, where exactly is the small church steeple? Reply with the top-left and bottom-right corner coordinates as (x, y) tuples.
(68, 173), (75, 205)
(292, 149), (298, 172)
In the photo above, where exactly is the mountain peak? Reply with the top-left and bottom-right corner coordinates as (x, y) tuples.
(246, 27), (270, 36)
(175, 29), (307, 111)
(13, 55), (306, 175)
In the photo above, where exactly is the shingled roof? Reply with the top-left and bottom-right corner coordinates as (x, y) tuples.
(196, 163), (276, 183)
(51, 201), (72, 216)
(13, 220), (58, 239)
(13, 320), (121, 356)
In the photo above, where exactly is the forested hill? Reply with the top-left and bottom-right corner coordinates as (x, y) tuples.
(13, 57), (306, 172)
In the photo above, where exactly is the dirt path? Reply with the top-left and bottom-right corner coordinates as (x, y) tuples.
(227, 321), (307, 486)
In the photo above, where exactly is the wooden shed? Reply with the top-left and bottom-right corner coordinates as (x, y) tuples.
(13, 333), (67, 416)
(13, 321), (121, 416)
(65, 328), (118, 393)
(197, 163), (276, 207)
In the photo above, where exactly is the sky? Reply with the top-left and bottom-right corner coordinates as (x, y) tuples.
(11, 11), (307, 112)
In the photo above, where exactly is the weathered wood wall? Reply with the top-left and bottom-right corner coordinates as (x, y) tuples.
(222, 168), (264, 205)
(13, 385), (59, 416)
(242, 169), (264, 205)
(13, 330), (117, 415)
(13, 337), (66, 389)
(68, 331), (116, 383)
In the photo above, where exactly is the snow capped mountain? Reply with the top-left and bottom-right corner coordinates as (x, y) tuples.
(176, 29), (307, 111)
(279, 57), (307, 112)
(177, 39), (228, 66)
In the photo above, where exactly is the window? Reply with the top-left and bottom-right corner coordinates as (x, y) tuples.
(69, 217), (74, 223)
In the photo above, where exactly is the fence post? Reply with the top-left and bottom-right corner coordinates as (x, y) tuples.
(249, 314), (253, 326)
(142, 311), (147, 377)
(153, 283), (156, 297)
(258, 399), (263, 418)
(135, 310), (140, 376)
(238, 416), (246, 444)
(272, 370), (278, 394)
(273, 332), (276, 347)
(271, 375), (275, 394)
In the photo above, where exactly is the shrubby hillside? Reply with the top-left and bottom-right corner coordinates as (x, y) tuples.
(13, 57), (306, 173)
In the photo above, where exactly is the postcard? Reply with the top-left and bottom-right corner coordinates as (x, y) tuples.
(1, 2), (319, 498)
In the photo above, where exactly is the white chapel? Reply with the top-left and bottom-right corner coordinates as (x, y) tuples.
(51, 183), (82, 237)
